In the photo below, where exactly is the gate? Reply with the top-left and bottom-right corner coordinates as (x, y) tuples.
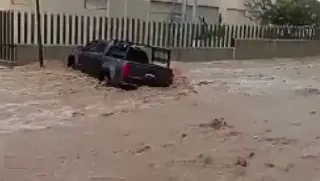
(0, 11), (16, 64)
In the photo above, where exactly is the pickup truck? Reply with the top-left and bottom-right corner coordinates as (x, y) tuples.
(67, 39), (174, 88)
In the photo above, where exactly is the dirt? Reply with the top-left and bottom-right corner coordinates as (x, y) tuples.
(2, 58), (320, 181)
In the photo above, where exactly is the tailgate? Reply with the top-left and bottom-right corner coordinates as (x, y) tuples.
(124, 62), (173, 86)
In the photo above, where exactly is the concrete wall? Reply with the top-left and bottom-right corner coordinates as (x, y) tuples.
(14, 44), (234, 65)
(171, 47), (234, 62)
(234, 39), (320, 60)
(15, 45), (73, 65)
(13, 39), (320, 66)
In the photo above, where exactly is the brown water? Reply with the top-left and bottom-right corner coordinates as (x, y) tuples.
(2, 58), (320, 181)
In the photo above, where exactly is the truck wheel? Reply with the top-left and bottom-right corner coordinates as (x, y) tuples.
(98, 71), (111, 86)
(163, 76), (173, 87)
(67, 56), (75, 68)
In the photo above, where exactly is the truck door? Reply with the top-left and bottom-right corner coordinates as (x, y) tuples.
(78, 40), (98, 72)
(89, 41), (109, 77)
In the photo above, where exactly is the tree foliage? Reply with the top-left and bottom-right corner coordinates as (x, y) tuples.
(245, 0), (320, 26)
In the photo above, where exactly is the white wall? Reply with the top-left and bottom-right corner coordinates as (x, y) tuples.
(225, 8), (254, 25)
(8, 0), (109, 16)
(148, 1), (219, 24)
(0, 0), (10, 10)
(7, 0), (149, 20)
(4, 0), (254, 24)
(148, 0), (254, 25)
(214, 0), (254, 24)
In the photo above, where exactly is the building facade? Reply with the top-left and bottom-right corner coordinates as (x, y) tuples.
(0, 0), (252, 25)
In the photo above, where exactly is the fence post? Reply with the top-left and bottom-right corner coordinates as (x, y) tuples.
(185, 23), (190, 47)
(157, 21), (162, 46)
(35, 0), (44, 67)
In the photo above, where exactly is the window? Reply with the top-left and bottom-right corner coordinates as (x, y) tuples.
(83, 40), (99, 51)
(84, 0), (108, 10)
(95, 42), (108, 53)
(11, 0), (32, 5)
(127, 48), (149, 64)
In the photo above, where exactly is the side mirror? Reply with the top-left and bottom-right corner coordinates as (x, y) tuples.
(77, 45), (84, 50)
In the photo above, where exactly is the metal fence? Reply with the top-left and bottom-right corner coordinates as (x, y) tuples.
(0, 11), (16, 63)
(2, 10), (320, 50)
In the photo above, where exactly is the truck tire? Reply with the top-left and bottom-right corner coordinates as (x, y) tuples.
(98, 70), (111, 85)
(163, 75), (173, 87)
(67, 55), (75, 68)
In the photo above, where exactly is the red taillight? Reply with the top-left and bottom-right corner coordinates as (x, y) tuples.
(121, 63), (130, 78)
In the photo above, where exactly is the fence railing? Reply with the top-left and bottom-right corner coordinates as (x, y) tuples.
(4, 10), (320, 48)
(0, 11), (16, 62)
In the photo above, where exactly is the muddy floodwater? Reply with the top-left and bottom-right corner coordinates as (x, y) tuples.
(2, 58), (320, 181)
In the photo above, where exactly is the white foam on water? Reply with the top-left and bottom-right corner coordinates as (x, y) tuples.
(0, 100), (74, 134)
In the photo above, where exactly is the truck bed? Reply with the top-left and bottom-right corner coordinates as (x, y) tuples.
(122, 61), (173, 87)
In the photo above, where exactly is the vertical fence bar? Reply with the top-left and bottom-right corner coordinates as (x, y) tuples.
(30, 13), (35, 44)
(251, 25), (255, 38)
(171, 23), (176, 47)
(177, 23), (182, 47)
(225, 25), (230, 47)
(259, 26), (263, 38)
(50, 13), (54, 44)
(212, 24), (217, 47)
(147, 21), (151, 45)
(152, 21), (156, 46)
(4, 11), (8, 61)
(230, 25), (235, 47)
(16, 11), (21, 44)
(79, 16), (84, 44)
(5, 11), (9, 61)
(141, 20), (146, 44)
(56, 14), (61, 44)
(22, 12), (27, 44)
(0, 11), (3, 60)
(136, 19), (140, 43)
(85, 16), (90, 44)
(10, 11), (15, 62)
(74, 15), (79, 44)
(43, 13), (48, 45)
(166, 22), (171, 47)
(92, 16), (97, 40)
(120, 17), (125, 41)
(131, 18), (135, 42)
(62, 14), (66, 44)
(104, 17), (109, 41)
(221, 25), (226, 47)
(181, 23), (185, 47)
(130, 18), (136, 42)
(186, 23), (190, 47)
(68, 14), (73, 44)
(3, 11), (7, 60)
(255, 25), (259, 39)
(125, 18), (129, 41)
(247, 25), (251, 39)
(115, 17), (120, 40)
(194, 23), (199, 47)
(98, 16), (103, 40)
(157, 22), (162, 46)
(161, 22), (166, 47)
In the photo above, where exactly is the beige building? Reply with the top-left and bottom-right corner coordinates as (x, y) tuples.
(0, 0), (252, 25)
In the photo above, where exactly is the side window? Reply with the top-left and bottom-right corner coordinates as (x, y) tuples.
(95, 42), (107, 53)
(127, 49), (149, 64)
(83, 40), (98, 51)
(105, 45), (127, 59)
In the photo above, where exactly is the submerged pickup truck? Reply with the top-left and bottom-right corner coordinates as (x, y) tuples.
(67, 39), (173, 88)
